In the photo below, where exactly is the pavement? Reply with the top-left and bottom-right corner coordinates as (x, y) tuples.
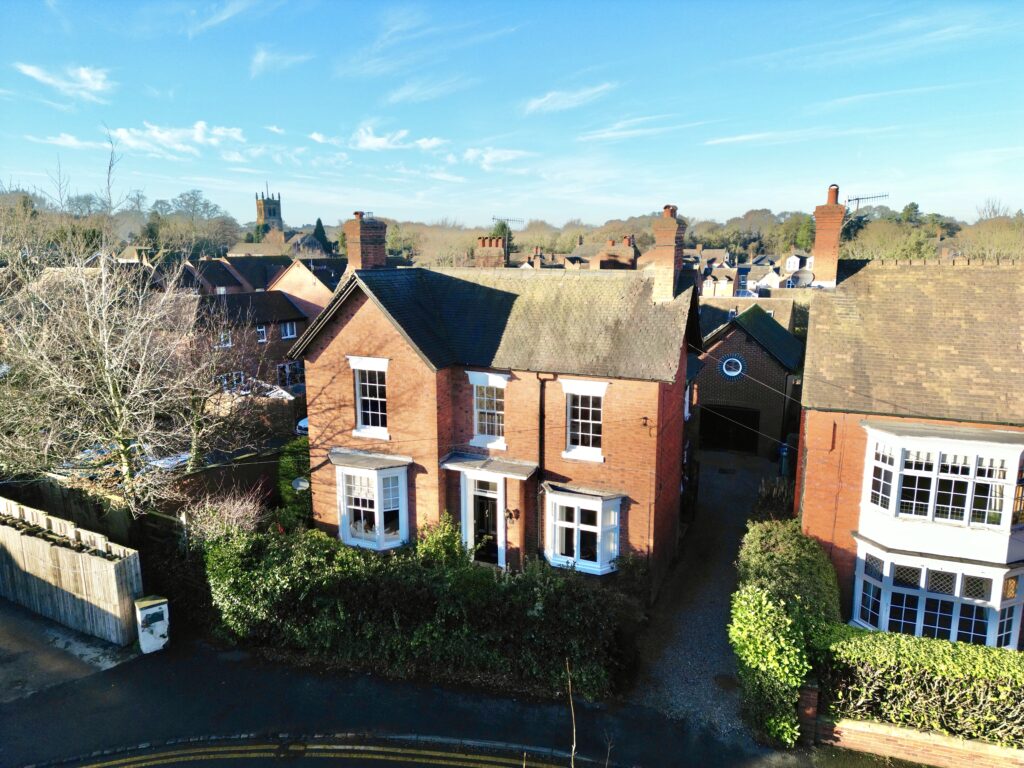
(0, 598), (138, 705)
(630, 450), (777, 740)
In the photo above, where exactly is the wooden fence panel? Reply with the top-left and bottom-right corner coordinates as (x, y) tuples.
(0, 496), (143, 646)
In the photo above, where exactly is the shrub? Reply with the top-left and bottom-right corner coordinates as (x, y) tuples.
(203, 517), (639, 699)
(274, 437), (312, 532)
(821, 629), (1024, 748)
(728, 585), (810, 747)
(736, 519), (840, 650)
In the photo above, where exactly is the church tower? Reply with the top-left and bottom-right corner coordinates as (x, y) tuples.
(256, 191), (283, 231)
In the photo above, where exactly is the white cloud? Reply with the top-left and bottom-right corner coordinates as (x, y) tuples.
(25, 132), (107, 149)
(250, 46), (312, 78)
(427, 170), (466, 183)
(309, 131), (344, 146)
(705, 126), (896, 146)
(349, 123), (446, 151)
(463, 147), (532, 171)
(265, 125), (285, 134)
(14, 63), (114, 103)
(524, 82), (615, 114)
(807, 83), (965, 113)
(385, 76), (476, 104)
(188, 0), (259, 37)
(578, 116), (711, 142)
(108, 120), (246, 159)
(221, 150), (248, 163)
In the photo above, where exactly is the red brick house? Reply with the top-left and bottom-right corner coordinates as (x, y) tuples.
(289, 206), (700, 584)
(797, 260), (1024, 648)
(694, 304), (803, 457)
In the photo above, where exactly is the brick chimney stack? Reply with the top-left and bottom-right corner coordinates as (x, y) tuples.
(812, 184), (844, 287)
(344, 210), (387, 271)
(642, 204), (687, 302)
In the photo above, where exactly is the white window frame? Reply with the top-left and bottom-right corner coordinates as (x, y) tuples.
(256, 324), (267, 344)
(335, 465), (408, 550)
(348, 355), (390, 440)
(458, 469), (508, 569)
(852, 544), (1023, 648)
(561, 378), (608, 463)
(280, 320), (298, 340)
(215, 286), (227, 296)
(466, 371), (509, 450)
(215, 329), (232, 349)
(545, 491), (620, 575)
(276, 360), (304, 388)
(860, 427), (1024, 532)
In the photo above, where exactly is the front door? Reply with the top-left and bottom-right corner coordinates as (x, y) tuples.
(473, 480), (499, 564)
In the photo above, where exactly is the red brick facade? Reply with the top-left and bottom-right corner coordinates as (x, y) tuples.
(302, 285), (689, 584)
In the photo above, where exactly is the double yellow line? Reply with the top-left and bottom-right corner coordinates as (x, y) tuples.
(77, 741), (568, 768)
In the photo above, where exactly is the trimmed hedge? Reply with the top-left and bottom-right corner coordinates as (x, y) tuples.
(273, 437), (312, 532)
(204, 517), (641, 699)
(818, 626), (1024, 748)
(729, 519), (839, 746)
(731, 519), (1024, 750)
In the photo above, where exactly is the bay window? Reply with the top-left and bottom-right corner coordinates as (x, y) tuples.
(863, 429), (1024, 531)
(348, 355), (389, 440)
(545, 489), (620, 575)
(853, 545), (1023, 648)
(335, 463), (408, 550)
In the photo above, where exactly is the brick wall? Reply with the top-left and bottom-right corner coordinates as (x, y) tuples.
(816, 718), (1024, 768)
(302, 283), (685, 580)
(693, 326), (794, 458)
(798, 409), (1024, 613)
(270, 262), (333, 318)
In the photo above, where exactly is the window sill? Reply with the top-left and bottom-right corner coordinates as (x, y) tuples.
(547, 554), (615, 576)
(470, 435), (507, 451)
(281, 336), (297, 341)
(352, 427), (390, 441)
(341, 536), (406, 551)
(561, 448), (604, 463)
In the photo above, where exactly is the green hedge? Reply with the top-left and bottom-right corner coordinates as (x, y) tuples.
(273, 437), (312, 532)
(731, 519), (1024, 750)
(729, 519), (839, 746)
(819, 626), (1024, 748)
(204, 517), (640, 699)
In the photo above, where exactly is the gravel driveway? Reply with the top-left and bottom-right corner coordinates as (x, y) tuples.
(629, 450), (777, 739)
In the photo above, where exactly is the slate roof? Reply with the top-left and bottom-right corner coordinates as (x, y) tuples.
(803, 260), (1024, 425)
(224, 256), (293, 290)
(226, 241), (291, 257)
(193, 260), (241, 289)
(699, 297), (796, 340)
(293, 267), (694, 383)
(730, 305), (804, 372)
(201, 290), (306, 325)
(298, 257), (349, 291)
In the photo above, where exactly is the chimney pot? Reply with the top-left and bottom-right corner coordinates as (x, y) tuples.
(354, 211), (364, 220)
(826, 184), (839, 205)
(663, 204), (678, 219)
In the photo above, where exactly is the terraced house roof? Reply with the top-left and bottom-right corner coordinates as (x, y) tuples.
(803, 260), (1024, 425)
(202, 291), (306, 325)
(292, 267), (695, 383)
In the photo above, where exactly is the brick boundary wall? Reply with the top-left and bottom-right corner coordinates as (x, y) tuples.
(798, 684), (1024, 767)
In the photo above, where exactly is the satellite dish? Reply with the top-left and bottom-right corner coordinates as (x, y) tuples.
(291, 477), (310, 492)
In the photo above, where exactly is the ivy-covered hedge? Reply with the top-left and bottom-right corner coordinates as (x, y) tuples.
(204, 517), (641, 699)
(728, 519), (840, 746)
(818, 626), (1024, 748)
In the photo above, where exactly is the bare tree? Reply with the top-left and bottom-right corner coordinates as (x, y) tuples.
(977, 198), (1010, 222)
(0, 169), (264, 516)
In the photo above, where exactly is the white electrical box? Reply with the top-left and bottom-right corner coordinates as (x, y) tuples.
(135, 596), (169, 654)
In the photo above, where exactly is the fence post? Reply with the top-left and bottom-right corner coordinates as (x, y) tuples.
(798, 679), (820, 746)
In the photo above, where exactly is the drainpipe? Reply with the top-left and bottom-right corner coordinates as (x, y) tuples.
(536, 372), (557, 557)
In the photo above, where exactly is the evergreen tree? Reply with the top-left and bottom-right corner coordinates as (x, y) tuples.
(312, 217), (330, 252)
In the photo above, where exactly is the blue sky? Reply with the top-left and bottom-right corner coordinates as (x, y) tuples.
(1, 1), (1022, 227)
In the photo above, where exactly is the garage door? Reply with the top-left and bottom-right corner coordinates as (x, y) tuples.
(699, 405), (760, 453)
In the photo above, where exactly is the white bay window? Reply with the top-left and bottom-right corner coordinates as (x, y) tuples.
(545, 488), (620, 575)
(335, 462), (408, 550)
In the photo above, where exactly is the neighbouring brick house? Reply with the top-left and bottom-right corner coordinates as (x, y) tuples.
(694, 304), (803, 457)
(797, 259), (1024, 649)
(289, 205), (700, 585)
(201, 291), (308, 390)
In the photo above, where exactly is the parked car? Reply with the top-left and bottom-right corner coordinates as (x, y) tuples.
(295, 417), (308, 436)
